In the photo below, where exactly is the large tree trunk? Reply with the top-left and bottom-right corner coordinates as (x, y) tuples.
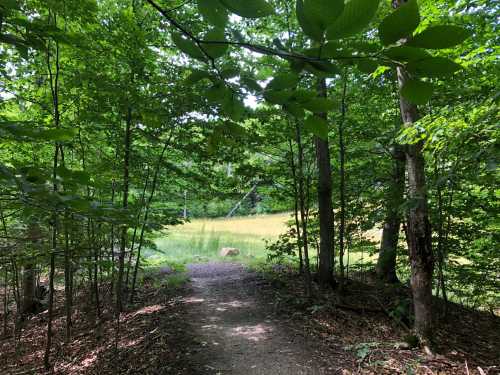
(376, 145), (405, 283)
(396, 66), (434, 345)
(315, 78), (335, 287)
(21, 262), (36, 316)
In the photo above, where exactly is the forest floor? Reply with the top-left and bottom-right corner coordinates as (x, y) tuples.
(1, 262), (499, 374)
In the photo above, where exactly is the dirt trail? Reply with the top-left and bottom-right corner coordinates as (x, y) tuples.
(181, 262), (348, 375)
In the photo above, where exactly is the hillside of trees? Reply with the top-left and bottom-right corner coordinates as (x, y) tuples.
(0, 0), (498, 374)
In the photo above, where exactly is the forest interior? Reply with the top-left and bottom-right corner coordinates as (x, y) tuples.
(0, 0), (499, 374)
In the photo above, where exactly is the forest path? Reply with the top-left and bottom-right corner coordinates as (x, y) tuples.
(180, 262), (348, 375)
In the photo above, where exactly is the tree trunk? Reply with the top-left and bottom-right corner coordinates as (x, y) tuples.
(396, 65), (434, 345)
(338, 75), (348, 286)
(44, 22), (61, 369)
(63, 214), (72, 343)
(21, 262), (36, 316)
(116, 106), (132, 313)
(376, 145), (405, 283)
(3, 267), (8, 337)
(296, 122), (313, 297)
(315, 78), (335, 287)
(125, 167), (150, 288)
(288, 138), (304, 274)
(130, 136), (172, 302)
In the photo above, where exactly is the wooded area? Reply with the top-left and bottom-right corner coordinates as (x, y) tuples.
(0, 0), (498, 374)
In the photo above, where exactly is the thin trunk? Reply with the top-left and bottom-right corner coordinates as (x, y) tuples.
(130, 136), (172, 302)
(435, 160), (448, 311)
(116, 106), (132, 313)
(338, 76), (348, 286)
(44, 19), (61, 369)
(92, 221), (101, 321)
(125, 166), (150, 287)
(3, 267), (8, 337)
(315, 78), (335, 287)
(110, 180), (116, 296)
(296, 122), (312, 297)
(396, 63), (434, 345)
(376, 145), (405, 283)
(63, 214), (72, 343)
(288, 138), (304, 274)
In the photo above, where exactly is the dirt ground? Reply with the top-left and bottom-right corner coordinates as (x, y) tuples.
(0, 262), (498, 374)
(181, 262), (353, 374)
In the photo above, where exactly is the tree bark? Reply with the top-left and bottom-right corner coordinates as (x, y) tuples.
(3, 267), (8, 337)
(296, 122), (312, 297)
(396, 65), (434, 344)
(315, 78), (335, 287)
(338, 75), (348, 286)
(21, 262), (36, 316)
(63, 214), (72, 343)
(376, 145), (405, 283)
(130, 135), (173, 302)
(44, 19), (61, 368)
(288, 137), (304, 274)
(116, 106), (132, 313)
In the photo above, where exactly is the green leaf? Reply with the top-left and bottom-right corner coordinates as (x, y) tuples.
(267, 73), (300, 90)
(264, 90), (293, 105)
(219, 0), (273, 18)
(206, 83), (230, 103)
(378, 0), (420, 46)
(303, 97), (336, 113)
(401, 79), (434, 105)
(304, 115), (329, 140)
(383, 46), (431, 62)
(172, 33), (206, 60)
(284, 103), (306, 119)
(327, 0), (380, 40)
(220, 68), (240, 79)
(320, 43), (353, 59)
(296, 0), (324, 41)
(356, 58), (379, 74)
(305, 61), (340, 77)
(222, 94), (245, 121)
(303, 0), (344, 32)
(290, 89), (317, 104)
(407, 57), (463, 77)
(241, 76), (263, 92)
(186, 70), (213, 84)
(172, 33), (205, 60)
(201, 28), (229, 59)
(198, 0), (229, 27)
(39, 128), (77, 141)
(407, 25), (472, 49)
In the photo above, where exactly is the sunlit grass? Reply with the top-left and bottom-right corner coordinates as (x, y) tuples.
(147, 213), (290, 264)
(145, 212), (381, 268)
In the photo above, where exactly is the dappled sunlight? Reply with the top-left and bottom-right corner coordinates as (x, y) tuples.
(201, 324), (220, 331)
(229, 323), (273, 342)
(121, 336), (145, 348)
(183, 297), (206, 304)
(130, 304), (164, 317)
(210, 299), (251, 312)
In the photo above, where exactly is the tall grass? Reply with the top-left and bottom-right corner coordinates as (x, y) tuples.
(146, 213), (290, 264)
(145, 212), (380, 268)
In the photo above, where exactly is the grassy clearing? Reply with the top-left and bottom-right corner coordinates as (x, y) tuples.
(145, 213), (380, 269)
(146, 212), (290, 265)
